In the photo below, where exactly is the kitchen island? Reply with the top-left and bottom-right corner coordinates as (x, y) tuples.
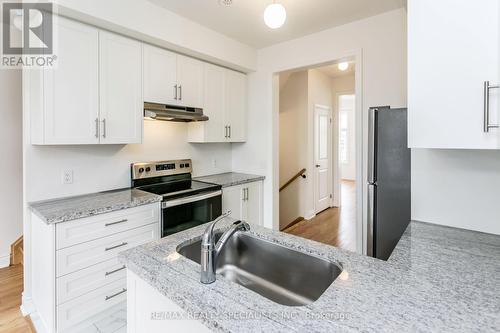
(119, 220), (500, 332)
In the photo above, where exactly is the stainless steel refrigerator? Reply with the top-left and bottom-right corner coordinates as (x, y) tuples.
(367, 106), (411, 260)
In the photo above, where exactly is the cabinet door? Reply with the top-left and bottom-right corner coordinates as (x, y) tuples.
(222, 185), (243, 220)
(177, 55), (204, 108)
(99, 31), (143, 144)
(408, 0), (500, 149)
(43, 17), (99, 144)
(143, 44), (177, 105)
(225, 70), (247, 142)
(243, 182), (263, 226)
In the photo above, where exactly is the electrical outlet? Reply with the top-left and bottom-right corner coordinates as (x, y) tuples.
(62, 170), (73, 184)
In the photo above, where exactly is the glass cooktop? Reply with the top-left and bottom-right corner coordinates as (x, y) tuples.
(137, 180), (220, 199)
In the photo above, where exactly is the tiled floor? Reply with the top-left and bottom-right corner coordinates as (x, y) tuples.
(284, 180), (357, 251)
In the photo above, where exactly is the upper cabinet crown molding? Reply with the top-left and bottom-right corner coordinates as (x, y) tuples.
(408, 0), (500, 149)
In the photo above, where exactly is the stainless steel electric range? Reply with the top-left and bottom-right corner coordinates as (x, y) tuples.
(131, 159), (222, 237)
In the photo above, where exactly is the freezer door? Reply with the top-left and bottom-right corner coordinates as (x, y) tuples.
(374, 108), (411, 260)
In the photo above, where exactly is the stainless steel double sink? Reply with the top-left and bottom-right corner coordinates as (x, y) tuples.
(177, 231), (343, 306)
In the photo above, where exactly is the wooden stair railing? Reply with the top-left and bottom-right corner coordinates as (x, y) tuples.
(10, 236), (23, 266)
(279, 168), (306, 192)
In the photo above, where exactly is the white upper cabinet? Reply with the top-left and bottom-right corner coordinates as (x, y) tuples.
(99, 31), (143, 144)
(143, 45), (204, 108)
(177, 55), (204, 108)
(188, 64), (226, 142)
(143, 45), (178, 105)
(188, 66), (247, 143)
(42, 17), (99, 145)
(29, 17), (144, 145)
(408, 0), (500, 149)
(225, 70), (247, 143)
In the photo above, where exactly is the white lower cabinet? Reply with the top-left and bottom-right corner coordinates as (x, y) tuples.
(222, 181), (263, 226)
(30, 203), (160, 333)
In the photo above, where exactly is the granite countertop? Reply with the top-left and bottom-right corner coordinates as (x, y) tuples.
(29, 188), (162, 224)
(194, 172), (265, 188)
(119, 220), (500, 332)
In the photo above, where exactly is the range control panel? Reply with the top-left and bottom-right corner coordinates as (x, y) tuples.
(131, 159), (192, 180)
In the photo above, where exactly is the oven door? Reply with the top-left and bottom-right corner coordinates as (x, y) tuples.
(161, 190), (222, 237)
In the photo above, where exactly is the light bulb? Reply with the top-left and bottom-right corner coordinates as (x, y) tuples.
(338, 62), (349, 71)
(264, 3), (286, 29)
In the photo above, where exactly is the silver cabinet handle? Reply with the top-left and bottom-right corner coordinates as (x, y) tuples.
(102, 119), (106, 138)
(105, 265), (126, 277)
(104, 219), (128, 227)
(162, 190), (222, 208)
(105, 288), (127, 301)
(105, 242), (128, 252)
(95, 118), (99, 138)
(174, 84), (178, 100)
(179, 85), (182, 100)
(224, 126), (228, 138)
(242, 188), (248, 201)
(228, 125), (231, 138)
(484, 81), (499, 132)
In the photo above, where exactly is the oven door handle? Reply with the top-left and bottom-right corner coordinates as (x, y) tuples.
(162, 190), (222, 208)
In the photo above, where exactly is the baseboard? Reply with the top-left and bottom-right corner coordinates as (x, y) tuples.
(22, 295), (49, 333)
(21, 294), (36, 316)
(304, 210), (316, 220)
(280, 216), (304, 231)
(0, 254), (10, 268)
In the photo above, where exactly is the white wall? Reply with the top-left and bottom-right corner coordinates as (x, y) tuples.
(53, 0), (256, 72)
(279, 71), (308, 229)
(232, 9), (407, 230)
(0, 69), (23, 267)
(25, 121), (232, 202)
(412, 149), (500, 235)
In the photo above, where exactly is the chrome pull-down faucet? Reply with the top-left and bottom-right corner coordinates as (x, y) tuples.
(200, 212), (250, 284)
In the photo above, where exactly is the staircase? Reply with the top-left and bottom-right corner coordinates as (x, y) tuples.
(10, 236), (23, 266)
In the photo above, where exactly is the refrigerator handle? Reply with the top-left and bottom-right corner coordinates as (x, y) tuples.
(367, 184), (375, 257)
(368, 108), (377, 184)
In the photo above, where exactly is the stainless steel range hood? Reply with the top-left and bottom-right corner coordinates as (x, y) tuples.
(144, 102), (209, 122)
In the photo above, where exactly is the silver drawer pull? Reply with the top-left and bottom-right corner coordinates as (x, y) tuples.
(105, 242), (128, 251)
(105, 288), (127, 301)
(104, 219), (128, 227)
(105, 265), (126, 277)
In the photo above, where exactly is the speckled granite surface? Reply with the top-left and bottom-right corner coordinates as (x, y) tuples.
(194, 172), (265, 188)
(119, 221), (500, 332)
(29, 188), (162, 224)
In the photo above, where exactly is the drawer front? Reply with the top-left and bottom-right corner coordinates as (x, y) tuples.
(56, 203), (159, 249)
(57, 278), (126, 332)
(57, 223), (158, 277)
(57, 257), (127, 305)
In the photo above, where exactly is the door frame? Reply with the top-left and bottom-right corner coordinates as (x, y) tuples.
(312, 104), (333, 215)
(273, 49), (365, 255)
(334, 90), (356, 209)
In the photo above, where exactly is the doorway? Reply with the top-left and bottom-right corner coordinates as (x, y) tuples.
(278, 60), (358, 252)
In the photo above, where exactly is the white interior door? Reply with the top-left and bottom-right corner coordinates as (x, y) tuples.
(314, 105), (332, 214)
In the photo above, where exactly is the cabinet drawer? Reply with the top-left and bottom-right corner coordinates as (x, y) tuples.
(57, 223), (158, 277)
(57, 278), (126, 332)
(56, 203), (159, 249)
(57, 257), (127, 305)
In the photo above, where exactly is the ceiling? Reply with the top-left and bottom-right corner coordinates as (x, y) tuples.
(148, 0), (406, 48)
(317, 62), (355, 78)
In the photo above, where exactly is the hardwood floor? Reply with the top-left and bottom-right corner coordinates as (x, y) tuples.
(284, 180), (357, 251)
(0, 265), (35, 333)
